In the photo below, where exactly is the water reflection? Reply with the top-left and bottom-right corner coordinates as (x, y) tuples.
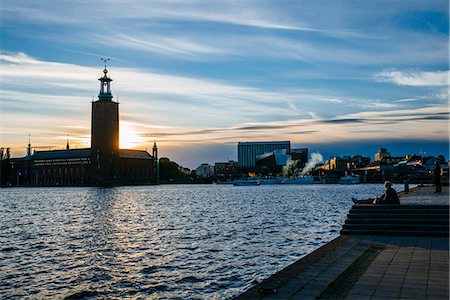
(0, 184), (385, 299)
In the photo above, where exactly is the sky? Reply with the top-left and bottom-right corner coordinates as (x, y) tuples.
(0, 0), (448, 169)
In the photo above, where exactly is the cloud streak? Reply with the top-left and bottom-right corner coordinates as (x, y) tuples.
(1, 1), (359, 36)
(138, 108), (449, 145)
(2, 52), (402, 126)
(4, 1), (447, 66)
(2, 53), (447, 154)
(375, 69), (449, 86)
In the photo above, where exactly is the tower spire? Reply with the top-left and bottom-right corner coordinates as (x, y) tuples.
(101, 57), (110, 69)
(66, 134), (70, 150)
(98, 58), (113, 101)
(152, 139), (158, 156)
(152, 139), (159, 182)
(27, 134), (31, 156)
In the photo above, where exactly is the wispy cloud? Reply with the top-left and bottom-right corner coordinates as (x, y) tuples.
(3, 52), (398, 127)
(2, 1), (447, 67)
(308, 112), (319, 119)
(394, 92), (448, 103)
(106, 33), (228, 60)
(375, 69), (449, 86)
(1, 1), (358, 36)
(3, 53), (446, 149)
(137, 106), (449, 146)
(0, 53), (339, 149)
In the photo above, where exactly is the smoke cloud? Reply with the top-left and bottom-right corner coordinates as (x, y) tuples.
(300, 152), (324, 176)
(282, 159), (297, 177)
(281, 152), (324, 177)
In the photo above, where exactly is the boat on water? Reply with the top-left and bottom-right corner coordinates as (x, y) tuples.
(259, 178), (282, 185)
(216, 179), (233, 184)
(232, 179), (261, 186)
(279, 176), (314, 184)
(319, 176), (339, 184)
(338, 175), (361, 184)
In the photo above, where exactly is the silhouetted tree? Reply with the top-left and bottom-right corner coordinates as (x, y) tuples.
(159, 157), (191, 182)
(1, 147), (11, 186)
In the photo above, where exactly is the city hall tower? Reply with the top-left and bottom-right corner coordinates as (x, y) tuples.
(91, 65), (119, 182)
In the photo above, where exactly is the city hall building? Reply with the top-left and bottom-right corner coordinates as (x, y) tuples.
(5, 66), (157, 186)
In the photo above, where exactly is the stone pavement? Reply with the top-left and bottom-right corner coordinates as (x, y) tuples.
(346, 235), (448, 300)
(399, 185), (449, 205)
(236, 186), (449, 300)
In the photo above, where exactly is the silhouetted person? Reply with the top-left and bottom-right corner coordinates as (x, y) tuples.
(403, 178), (409, 194)
(433, 162), (442, 193)
(353, 181), (399, 205)
(375, 181), (400, 204)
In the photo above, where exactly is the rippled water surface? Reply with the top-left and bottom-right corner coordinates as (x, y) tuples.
(1, 184), (386, 299)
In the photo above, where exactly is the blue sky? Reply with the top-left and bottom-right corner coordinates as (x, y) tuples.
(1, 0), (448, 168)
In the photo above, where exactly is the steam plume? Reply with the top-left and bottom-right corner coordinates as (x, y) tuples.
(282, 159), (297, 177)
(300, 152), (324, 176)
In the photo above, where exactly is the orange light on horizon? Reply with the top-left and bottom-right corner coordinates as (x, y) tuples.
(119, 123), (147, 149)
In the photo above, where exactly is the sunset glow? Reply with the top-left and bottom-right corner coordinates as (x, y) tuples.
(1, 0), (448, 168)
(119, 123), (146, 149)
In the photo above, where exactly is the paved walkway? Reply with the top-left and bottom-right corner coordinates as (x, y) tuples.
(237, 186), (449, 300)
(399, 185), (449, 205)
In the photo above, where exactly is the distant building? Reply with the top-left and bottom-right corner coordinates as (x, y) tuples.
(214, 160), (240, 178)
(374, 148), (406, 165)
(291, 148), (308, 168)
(422, 156), (440, 171)
(375, 148), (390, 161)
(321, 155), (370, 172)
(346, 155), (371, 169)
(4, 66), (157, 186)
(195, 163), (214, 178)
(238, 141), (291, 168)
(395, 155), (440, 172)
(255, 149), (291, 169)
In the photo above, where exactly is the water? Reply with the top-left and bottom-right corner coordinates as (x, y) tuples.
(0, 184), (386, 299)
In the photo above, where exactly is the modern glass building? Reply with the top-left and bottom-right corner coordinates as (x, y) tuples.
(238, 141), (291, 168)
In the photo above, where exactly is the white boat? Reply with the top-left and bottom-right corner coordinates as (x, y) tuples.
(338, 175), (361, 184)
(232, 179), (261, 186)
(280, 176), (314, 184)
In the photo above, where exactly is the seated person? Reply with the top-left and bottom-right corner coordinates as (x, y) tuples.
(353, 181), (400, 205)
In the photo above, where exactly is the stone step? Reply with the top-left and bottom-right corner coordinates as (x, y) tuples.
(348, 208), (449, 215)
(345, 218), (449, 225)
(351, 204), (449, 210)
(340, 228), (449, 237)
(342, 204), (449, 237)
(346, 213), (449, 220)
(342, 223), (449, 232)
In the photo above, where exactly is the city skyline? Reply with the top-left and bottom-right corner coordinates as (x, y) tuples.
(1, 1), (448, 169)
